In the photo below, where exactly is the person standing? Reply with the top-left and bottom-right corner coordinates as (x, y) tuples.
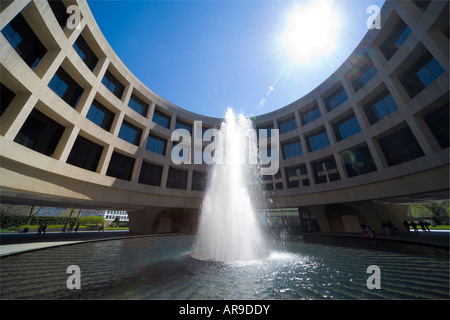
(410, 220), (418, 233)
(403, 219), (410, 233)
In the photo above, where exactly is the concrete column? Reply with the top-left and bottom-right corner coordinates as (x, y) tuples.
(75, 86), (96, 116)
(187, 169), (193, 191)
(147, 101), (157, 122)
(407, 117), (438, 156)
(131, 157), (143, 183)
(3, 94), (39, 141)
(128, 207), (163, 234)
(98, 144), (114, 175)
(161, 164), (170, 188)
(121, 82), (133, 105)
(53, 125), (80, 162)
(1, 93), (34, 138)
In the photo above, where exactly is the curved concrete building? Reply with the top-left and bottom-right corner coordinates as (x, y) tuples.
(0, 0), (448, 234)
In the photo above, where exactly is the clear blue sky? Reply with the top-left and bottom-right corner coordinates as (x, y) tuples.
(87, 0), (385, 118)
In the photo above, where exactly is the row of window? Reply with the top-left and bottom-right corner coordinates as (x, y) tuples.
(264, 108), (449, 191)
(0, 3), (168, 123)
(3, 96), (448, 191)
(108, 153), (209, 191)
(259, 47), (444, 158)
(7, 105), (209, 190)
(258, 45), (443, 138)
(256, 8), (448, 134)
(277, 112), (361, 159)
(2, 80), (447, 169)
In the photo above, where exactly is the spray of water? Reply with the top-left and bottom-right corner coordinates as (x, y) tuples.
(191, 108), (268, 263)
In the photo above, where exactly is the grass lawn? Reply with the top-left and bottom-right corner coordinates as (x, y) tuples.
(409, 225), (449, 230)
(428, 225), (450, 229)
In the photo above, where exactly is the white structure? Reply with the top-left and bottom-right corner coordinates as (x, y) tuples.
(104, 210), (128, 222)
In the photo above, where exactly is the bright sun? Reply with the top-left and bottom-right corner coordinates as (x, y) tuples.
(282, 0), (339, 64)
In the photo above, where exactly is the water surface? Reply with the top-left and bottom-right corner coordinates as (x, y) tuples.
(1, 235), (448, 299)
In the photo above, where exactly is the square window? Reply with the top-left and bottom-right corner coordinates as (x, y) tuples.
(153, 109), (171, 128)
(86, 100), (114, 131)
(14, 108), (65, 157)
(1, 13), (47, 70)
(333, 114), (361, 141)
(118, 120), (142, 146)
(102, 70), (125, 99)
(378, 126), (425, 166)
(48, 67), (84, 108)
(138, 162), (163, 186)
(106, 152), (135, 181)
(306, 130), (330, 152)
(146, 134), (167, 155)
(282, 140), (303, 159)
(323, 85), (348, 112)
(67, 136), (103, 172)
(340, 145), (377, 177)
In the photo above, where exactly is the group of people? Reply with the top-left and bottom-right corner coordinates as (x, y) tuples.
(403, 219), (431, 232)
(361, 220), (397, 237)
(32, 221), (105, 234)
(361, 219), (432, 237)
(381, 220), (397, 235)
(37, 222), (47, 235)
(61, 222), (80, 233)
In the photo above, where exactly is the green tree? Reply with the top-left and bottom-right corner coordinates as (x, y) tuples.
(26, 206), (41, 225)
(422, 201), (449, 216)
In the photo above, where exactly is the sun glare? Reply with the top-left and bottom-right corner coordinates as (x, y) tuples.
(282, 1), (339, 64)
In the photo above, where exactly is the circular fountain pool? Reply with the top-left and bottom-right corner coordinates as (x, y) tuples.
(0, 235), (448, 299)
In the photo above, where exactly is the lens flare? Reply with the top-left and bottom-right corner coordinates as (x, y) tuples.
(282, 0), (339, 64)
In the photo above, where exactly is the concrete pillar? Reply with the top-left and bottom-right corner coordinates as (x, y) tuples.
(128, 207), (163, 234)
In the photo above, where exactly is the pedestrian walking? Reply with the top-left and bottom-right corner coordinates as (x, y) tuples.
(37, 223), (44, 235)
(403, 219), (410, 233)
(424, 220), (430, 231)
(410, 221), (418, 233)
(38, 222), (47, 235)
(419, 220), (426, 231)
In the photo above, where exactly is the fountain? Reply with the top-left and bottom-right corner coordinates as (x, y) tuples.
(191, 108), (268, 263)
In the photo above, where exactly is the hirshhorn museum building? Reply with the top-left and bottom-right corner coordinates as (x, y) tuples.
(0, 0), (448, 234)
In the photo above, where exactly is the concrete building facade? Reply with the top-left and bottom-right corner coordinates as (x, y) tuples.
(0, 0), (448, 234)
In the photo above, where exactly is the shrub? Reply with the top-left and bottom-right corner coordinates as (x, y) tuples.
(79, 216), (105, 226)
(0, 214), (105, 229)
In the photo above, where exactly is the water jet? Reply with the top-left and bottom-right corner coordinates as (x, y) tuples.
(192, 108), (268, 263)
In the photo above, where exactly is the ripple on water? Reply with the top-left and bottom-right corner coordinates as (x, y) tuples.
(0, 235), (448, 299)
